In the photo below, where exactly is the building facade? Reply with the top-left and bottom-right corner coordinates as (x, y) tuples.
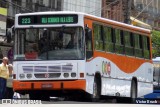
(102, 0), (124, 22)
(0, 0), (63, 28)
(101, 0), (160, 30)
(101, 0), (134, 24)
(1, 0), (159, 31)
(63, 0), (102, 16)
(132, 0), (160, 30)
(0, 0), (102, 29)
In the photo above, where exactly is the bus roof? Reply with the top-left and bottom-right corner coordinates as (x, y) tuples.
(15, 11), (151, 33)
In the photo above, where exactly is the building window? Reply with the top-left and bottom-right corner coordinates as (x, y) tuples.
(0, 0), (7, 8)
(136, 4), (143, 11)
(143, 36), (150, 59)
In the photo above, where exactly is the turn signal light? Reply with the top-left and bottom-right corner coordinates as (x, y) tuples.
(13, 74), (16, 79)
(80, 73), (84, 78)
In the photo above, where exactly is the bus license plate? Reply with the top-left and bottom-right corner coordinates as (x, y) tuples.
(41, 83), (53, 88)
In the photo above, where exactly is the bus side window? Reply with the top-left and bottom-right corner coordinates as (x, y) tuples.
(134, 34), (143, 58)
(93, 23), (103, 51)
(124, 31), (134, 56)
(103, 26), (114, 53)
(115, 29), (124, 54)
(85, 26), (93, 59)
(143, 36), (150, 59)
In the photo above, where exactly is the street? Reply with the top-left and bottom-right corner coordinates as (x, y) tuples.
(0, 98), (159, 107)
(0, 98), (118, 104)
(0, 95), (122, 104)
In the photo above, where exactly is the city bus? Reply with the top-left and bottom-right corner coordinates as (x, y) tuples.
(144, 57), (160, 99)
(13, 11), (153, 101)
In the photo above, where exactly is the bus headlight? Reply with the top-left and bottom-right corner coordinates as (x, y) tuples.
(63, 73), (69, 78)
(19, 74), (25, 79)
(27, 74), (32, 78)
(71, 73), (76, 77)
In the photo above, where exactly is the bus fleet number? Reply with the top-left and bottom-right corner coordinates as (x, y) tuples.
(21, 18), (31, 24)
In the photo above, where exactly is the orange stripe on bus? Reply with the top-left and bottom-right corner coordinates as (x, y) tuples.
(13, 80), (86, 91)
(87, 51), (152, 74)
(84, 16), (151, 35)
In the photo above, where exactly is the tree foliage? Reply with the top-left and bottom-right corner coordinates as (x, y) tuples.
(152, 30), (160, 58)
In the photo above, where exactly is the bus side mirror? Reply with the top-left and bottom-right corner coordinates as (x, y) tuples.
(11, 26), (15, 38)
(85, 26), (92, 41)
(6, 29), (12, 43)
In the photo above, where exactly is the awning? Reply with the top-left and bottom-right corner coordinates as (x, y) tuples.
(130, 16), (152, 30)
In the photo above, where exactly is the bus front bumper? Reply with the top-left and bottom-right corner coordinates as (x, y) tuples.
(13, 80), (86, 91)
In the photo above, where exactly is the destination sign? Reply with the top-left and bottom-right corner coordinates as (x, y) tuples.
(18, 14), (78, 25)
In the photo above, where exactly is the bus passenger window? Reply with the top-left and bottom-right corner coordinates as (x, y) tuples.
(103, 26), (114, 53)
(143, 36), (150, 59)
(85, 27), (93, 59)
(115, 29), (124, 54)
(124, 31), (134, 56)
(93, 23), (103, 51)
(134, 34), (143, 58)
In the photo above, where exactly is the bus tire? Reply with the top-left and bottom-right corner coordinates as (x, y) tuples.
(91, 76), (101, 102)
(29, 92), (50, 101)
(29, 93), (39, 100)
(130, 80), (137, 103)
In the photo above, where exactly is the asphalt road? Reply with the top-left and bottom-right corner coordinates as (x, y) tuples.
(1, 95), (160, 105)
(0, 96), (116, 104)
(0, 98), (159, 107)
(1, 104), (158, 107)
(42, 97), (115, 104)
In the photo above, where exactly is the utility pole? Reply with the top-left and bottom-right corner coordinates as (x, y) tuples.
(123, 0), (132, 24)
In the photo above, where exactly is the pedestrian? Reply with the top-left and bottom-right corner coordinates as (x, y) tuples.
(0, 57), (9, 99)
(5, 64), (14, 99)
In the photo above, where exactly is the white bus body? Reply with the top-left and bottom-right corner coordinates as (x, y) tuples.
(13, 11), (153, 101)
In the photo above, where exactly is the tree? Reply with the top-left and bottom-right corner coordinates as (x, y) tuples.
(152, 30), (160, 58)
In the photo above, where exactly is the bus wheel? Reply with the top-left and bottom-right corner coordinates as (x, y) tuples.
(91, 77), (100, 102)
(130, 80), (137, 103)
(29, 93), (39, 100)
(29, 92), (50, 101)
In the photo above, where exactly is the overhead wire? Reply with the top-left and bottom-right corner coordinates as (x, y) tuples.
(1, 0), (155, 26)
(133, 0), (154, 21)
(0, 0), (120, 17)
(0, 0), (33, 12)
(89, 0), (120, 15)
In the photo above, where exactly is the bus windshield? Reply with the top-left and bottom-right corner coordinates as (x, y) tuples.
(14, 27), (84, 60)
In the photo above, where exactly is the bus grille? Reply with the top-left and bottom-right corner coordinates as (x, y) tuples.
(34, 73), (61, 78)
(22, 65), (73, 73)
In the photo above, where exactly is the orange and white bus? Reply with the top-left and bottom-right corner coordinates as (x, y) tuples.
(13, 11), (153, 101)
